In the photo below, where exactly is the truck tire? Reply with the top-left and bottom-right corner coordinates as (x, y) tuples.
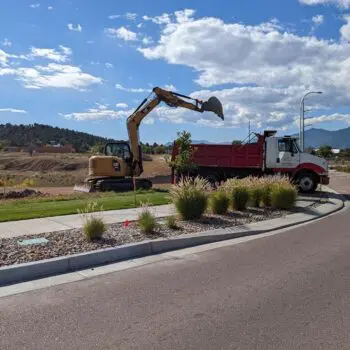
(297, 172), (318, 193)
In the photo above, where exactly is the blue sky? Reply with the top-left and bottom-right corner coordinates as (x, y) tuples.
(1, 0), (350, 144)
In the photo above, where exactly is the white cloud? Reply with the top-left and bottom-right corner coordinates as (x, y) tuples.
(115, 83), (151, 93)
(116, 103), (128, 108)
(48, 6), (53, 10)
(86, 40), (95, 44)
(142, 13), (172, 25)
(109, 14), (121, 19)
(137, 10), (350, 106)
(163, 84), (177, 91)
(137, 23), (143, 28)
(105, 62), (114, 68)
(340, 15), (350, 40)
(105, 27), (138, 41)
(1, 38), (12, 47)
(312, 15), (324, 24)
(0, 108), (27, 113)
(303, 113), (350, 125)
(30, 3), (40, 8)
(29, 45), (72, 62)
(68, 24), (82, 32)
(63, 104), (133, 121)
(0, 49), (10, 66)
(0, 63), (101, 90)
(125, 12), (137, 21)
(299, 0), (350, 7)
(142, 36), (153, 45)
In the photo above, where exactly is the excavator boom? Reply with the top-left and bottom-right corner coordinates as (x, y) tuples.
(127, 87), (224, 176)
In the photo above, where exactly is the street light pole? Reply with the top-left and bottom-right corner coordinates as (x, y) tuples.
(300, 91), (322, 151)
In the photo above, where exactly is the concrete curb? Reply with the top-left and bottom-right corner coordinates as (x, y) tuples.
(0, 188), (344, 287)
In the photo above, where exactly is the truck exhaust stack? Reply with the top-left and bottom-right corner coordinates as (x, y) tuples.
(201, 97), (224, 120)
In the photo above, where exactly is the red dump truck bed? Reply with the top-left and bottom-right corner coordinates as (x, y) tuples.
(171, 134), (265, 169)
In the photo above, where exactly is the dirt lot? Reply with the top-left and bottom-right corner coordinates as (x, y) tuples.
(0, 152), (171, 195)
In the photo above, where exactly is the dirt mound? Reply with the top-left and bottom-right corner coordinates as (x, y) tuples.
(0, 189), (42, 200)
(0, 156), (87, 172)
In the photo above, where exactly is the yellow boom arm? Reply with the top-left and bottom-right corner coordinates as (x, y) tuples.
(126, 86), (224, 176)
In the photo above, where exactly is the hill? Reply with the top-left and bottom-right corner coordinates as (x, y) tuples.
(0, 123), (116, 153)
(301, 127), (350, 148)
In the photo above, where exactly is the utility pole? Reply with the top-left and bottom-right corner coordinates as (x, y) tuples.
(300, 91), (322, 151)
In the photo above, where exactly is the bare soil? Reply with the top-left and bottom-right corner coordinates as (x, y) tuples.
(0, 153), (171, 190)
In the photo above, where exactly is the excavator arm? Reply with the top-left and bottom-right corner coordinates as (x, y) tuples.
(127, 86), (224, 176)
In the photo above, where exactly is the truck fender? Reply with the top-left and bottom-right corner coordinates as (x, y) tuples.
(292, 163), (325, 180)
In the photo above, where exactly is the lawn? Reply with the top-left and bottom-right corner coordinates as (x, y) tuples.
(0, 190), (170, 222)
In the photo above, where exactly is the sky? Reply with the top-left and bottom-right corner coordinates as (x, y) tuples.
(1, 0), (350, 143)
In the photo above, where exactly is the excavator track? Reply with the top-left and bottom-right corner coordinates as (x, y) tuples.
(95, 178), (152, 192)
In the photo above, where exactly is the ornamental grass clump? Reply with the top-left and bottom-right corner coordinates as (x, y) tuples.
(170, 177), (210, 220)
(138, 204), (157, 234)
(223, 178), (250, 211)
(270, 183), (298, 210)
(210, 190), (230, 215)
(78, 201), (106, 241)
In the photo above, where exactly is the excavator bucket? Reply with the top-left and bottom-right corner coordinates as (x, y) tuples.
(201, 97), (224, 120)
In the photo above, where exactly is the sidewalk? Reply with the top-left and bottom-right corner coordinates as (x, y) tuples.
(0, 193), (327, 240)
(0, 204), (175, 239)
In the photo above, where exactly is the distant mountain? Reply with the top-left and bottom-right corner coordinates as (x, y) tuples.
(296, 127), (350, 149)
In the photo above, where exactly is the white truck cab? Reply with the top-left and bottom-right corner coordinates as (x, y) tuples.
(265, 134), (329, 192)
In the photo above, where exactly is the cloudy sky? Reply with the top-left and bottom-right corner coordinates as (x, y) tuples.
(1, 0), (350, 143)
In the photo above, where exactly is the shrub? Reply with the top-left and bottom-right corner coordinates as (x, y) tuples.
(210, 191), (230, 214)
(231, 186), (250, 211)
(138, 205), (157, 234)
(260, 184), (272, 207)
(170, 177), (209, 220)
(83, 217), (106, 241)
(78, 201), (106, 241)
(166, 215), (179, 230)
(270, 184), (297, 210)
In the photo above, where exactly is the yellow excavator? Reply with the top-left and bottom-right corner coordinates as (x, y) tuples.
(74, 87), (224, 192)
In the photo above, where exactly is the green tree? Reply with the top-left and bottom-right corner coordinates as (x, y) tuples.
(169, 131), (197, 175)
(232, 140), (242, 145)
(317, 145), (333, 159)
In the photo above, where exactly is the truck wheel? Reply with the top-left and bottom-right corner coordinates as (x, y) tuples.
(298, 173), (317, 193)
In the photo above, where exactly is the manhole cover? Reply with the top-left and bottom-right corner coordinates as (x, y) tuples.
(18, 237), (49, 246)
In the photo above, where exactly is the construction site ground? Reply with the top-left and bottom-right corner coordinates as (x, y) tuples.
(0, 152), (171, 195)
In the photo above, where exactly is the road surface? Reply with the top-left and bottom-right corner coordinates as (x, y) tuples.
(1, 171), (350, 349)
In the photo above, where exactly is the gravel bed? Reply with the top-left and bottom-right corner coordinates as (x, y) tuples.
(0, 207), (289, 267)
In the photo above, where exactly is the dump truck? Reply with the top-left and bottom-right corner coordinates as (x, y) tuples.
(74, 87), (224, 192)
(171, 130), (329, 193)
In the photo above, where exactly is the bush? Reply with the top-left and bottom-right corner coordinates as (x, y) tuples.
(83, 217), (106, 241)
(210, 191), (230, 214)
(270, 184), (297, 210)
(138, 205), (157, 234)
(78, 201), (106, 241)
(231, 186), (250, 211)
(260, 184), (272, 207)
(166, 215), (179, 230)
(170, 177), (209, 220)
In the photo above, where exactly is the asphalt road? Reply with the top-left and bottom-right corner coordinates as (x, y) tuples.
(1, 172), (350, 349)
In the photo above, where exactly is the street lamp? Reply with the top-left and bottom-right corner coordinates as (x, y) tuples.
(300, 91), (322, 151)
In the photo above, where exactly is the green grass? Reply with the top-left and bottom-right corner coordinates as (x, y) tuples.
(0, 190), (170, 222)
